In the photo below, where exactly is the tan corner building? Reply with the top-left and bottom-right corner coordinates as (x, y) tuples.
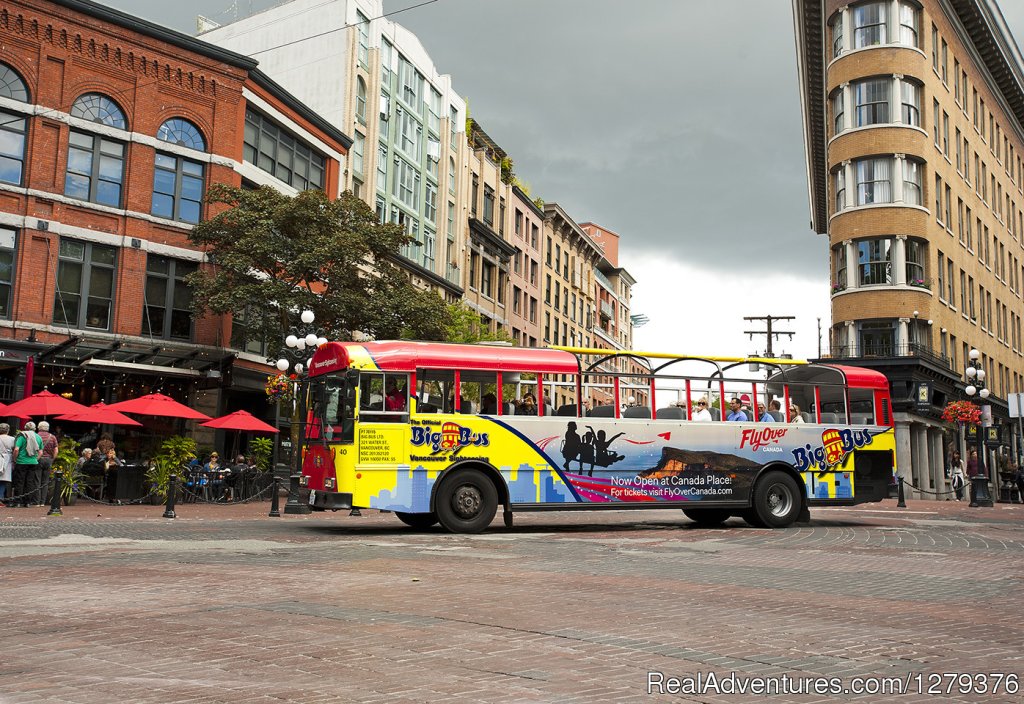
(793, 0), (1024, 498)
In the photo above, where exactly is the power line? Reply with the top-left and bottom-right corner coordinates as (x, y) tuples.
(744, 315), (795, 358)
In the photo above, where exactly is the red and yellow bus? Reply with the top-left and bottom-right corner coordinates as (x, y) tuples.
(300, 341), (896, 532)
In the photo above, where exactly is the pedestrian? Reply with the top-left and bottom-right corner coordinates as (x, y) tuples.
(1014, 462), (1024, 504)
(950, 452), (966, 501)
(36, 421), (58, 506)
(0, 423), (15, 506)
(11, 422), (43, 508)
(96, 432), (115, 457)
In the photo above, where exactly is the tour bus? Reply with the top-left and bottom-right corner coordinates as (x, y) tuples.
(299, 341), (896, 533)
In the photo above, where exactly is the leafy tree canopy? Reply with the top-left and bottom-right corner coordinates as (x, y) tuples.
(188, 185), (453, 348)
(443, 302), (514, 344)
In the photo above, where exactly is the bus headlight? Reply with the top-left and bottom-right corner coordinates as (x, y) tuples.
(324, 477), (336, 490)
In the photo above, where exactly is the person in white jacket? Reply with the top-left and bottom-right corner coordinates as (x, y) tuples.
(0, 423), (15, 505)
(691, 398), (713, 422)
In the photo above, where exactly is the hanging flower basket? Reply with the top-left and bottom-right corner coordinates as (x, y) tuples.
(941, 400), (981, 425)
(265, 374), (295, 404)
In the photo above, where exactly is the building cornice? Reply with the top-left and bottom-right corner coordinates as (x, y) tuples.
(468, 217), (517, 258)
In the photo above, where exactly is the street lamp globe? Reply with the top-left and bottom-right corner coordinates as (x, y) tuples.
(300, 310), (315, 325)
(966, 366), (977, 379)
(295, 338), (306, 351)
(276, 358), (289, 372)
(304, 332), (318, 347)
(969, 348), (981, 361)
(965, 385), (977, 396)
(980, 388), (991, 399)
(317, 337), (328, 347)
(295, 363), (304, 374)
(976, 369), (986, 381)
(285, 334), (298, 348)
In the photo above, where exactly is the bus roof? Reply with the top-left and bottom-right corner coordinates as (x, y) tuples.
(825, 364), (891, 391)
(308, 341), (581, 377)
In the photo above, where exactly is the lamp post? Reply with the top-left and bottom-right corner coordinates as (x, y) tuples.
(964, 348), (994, 507)
(274, 309), (328, 516)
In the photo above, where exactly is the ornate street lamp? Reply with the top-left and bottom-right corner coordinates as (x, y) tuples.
(964, 348), (994, 507)
(273, 309), (326, 515)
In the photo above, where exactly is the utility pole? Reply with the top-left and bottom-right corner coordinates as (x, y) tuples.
(744, 315), (795, 358)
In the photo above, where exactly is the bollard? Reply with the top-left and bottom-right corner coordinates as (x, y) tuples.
(268, 476), (281, 517)
(163, 475), (177, 519)
(896, 477), (907, 508)
(46, 470), (63, 517)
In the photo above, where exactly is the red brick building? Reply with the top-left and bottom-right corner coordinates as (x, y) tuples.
(0, 0), (350, 452)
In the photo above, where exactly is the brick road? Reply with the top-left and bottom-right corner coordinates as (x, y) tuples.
(2, 498), (1023, 703)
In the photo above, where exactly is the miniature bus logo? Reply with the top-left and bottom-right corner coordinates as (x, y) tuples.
(411, 422), (490, 454)
(791, 427), (876, 472)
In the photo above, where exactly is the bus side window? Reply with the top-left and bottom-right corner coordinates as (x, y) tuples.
(360, 373), (384, 411)
(416, 368), (453, 414)
(848, 389), (875, 424)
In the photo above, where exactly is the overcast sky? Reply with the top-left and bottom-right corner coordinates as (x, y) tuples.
(102, 0), (1024, 360)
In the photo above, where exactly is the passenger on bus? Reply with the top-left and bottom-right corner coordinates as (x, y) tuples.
(789, 403), (805, 423)
(385, 378), (407, 411)
(691, 398), (713, 422)
(481, 393), (498, 415)
(726, 398), (748, 422)
(757, 403), (775, 423)
(517, 393), (538, 416)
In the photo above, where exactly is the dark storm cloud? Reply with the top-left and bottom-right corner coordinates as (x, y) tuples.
(102, 0), (1024, 278)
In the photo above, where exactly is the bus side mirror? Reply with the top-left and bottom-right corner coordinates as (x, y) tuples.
(346, 369), (359, 385)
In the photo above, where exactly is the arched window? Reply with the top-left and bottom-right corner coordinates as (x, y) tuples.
(70, 93), (126, 129)
(0, 63), (28, 102)
(0, 63), (29, 185)
(157, 118), (206, 151)
(356, 77), (367, 125)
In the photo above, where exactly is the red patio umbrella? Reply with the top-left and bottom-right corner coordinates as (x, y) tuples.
(56, 402), (144, 427)
(0, 401), (29, 419)
(105, 393), (211, 421)
(4, 389), (90, 418)
(200, 410), (279, 434)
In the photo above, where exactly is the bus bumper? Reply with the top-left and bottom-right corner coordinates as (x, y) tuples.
(305, 489), (354, 511)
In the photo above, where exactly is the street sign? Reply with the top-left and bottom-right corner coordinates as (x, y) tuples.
(985, 426), (1001, 448)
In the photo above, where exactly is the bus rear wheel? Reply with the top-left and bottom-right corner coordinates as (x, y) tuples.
(435, 469), (498, 533)
(395, 511), (438, 529)
(682, 509), (731, 527)
(750, 471), (802, 528)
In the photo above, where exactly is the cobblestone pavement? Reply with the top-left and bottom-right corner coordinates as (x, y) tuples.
(2, 499), (1023, 703)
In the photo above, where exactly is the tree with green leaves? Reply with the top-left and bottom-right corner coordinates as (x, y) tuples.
(187, 184), (453, 347)
(443, 302), (515, 344)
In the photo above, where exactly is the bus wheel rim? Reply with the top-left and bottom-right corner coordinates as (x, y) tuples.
(452, 484), (482, 518)
(766, 484), (793, 517)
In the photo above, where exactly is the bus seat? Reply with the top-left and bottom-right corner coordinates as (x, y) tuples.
(819, 412), (840, 423)
(543, 404), (554, 417)
(418, 402), (438, 413)
(501, 401), (515, 415)
(555, 403), (577, 416)
(851, 413), (872, 425)
(656, 407), (685, 420)
(623, 406), (652, 419)
(768, 410), (784, 421)
(459, 401), (475, 414)
(588, 405), (615, 417)
(801, 412), (813, 423)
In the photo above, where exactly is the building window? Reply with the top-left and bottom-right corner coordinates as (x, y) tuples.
(70, 93), (126, 129)
(852, 3), (887, 48)
(0, 227), (15, 318)
(356, 77), (367, 125)
(425, 182), (437, 223)
(230, 307), (271, 356)
(906, 239), (925, 286)
(156, 118), (205, 150)
(832, 90), (844, 134)
(357, 11), (369, 67)
(855, 78), (889, 126)
(397, 107), (421, 159)
(831, 14), (844, 57)
(0, 63), (29, 186)
(352, 132), (365, 178)
(833, 244), (847, 289)
(391, 156), (420, 209)
(151, 153), (203, 224)
(898, 2), (919, 47)
(54, 239), (116, 330)
(448, 156), (456, 194)
(65, 131), (125, 207)
(859, 320), (895, 356)
(903, 159), (921, 205)
(377, 143), (388, 192)
(481, 261), (494, 298)
(835, 167), (846, 211)
(144, 256), (197, 340)
(483, 185), (494, 225)
(855, 158), (891, 204)
(243, 109), (325, 191)
(857, 238), (892, 285)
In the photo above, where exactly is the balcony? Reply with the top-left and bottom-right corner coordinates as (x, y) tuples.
(599, 300), (613, 320)
(826, 343), (951, 370)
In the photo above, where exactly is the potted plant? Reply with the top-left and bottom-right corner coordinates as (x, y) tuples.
(145, 435), (197, 503)
(51, 438), (82, 505)
(941, 400), (981, 425)
(249, 437), (273, 472)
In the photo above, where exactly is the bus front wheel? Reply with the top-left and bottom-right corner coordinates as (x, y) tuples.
(435, 469), (498, 533)
(750, 471), (802, 528)
(395, 511), (438, 529)
(682, 509), (731, 527)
